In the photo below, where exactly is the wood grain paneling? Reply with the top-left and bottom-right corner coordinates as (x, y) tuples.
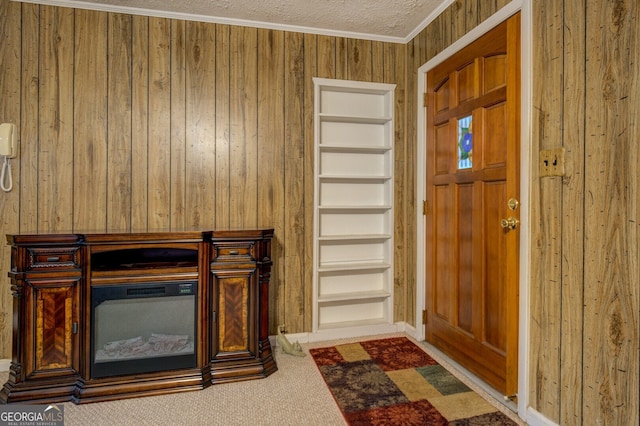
(389, 41), (410, 323)
(131, 15), (150, 230)
(560, 0), (586, 423)
(257, 27), (285, 331)
(107, 13), (133, 231)
(302, 33), (318, 332)
(74, 10), (108, 231)
(40, 6), (75, 232)
(316, 35), (335, 79)
(19, 4), (39, 234)
(0, 2), (410, 358)
(0, 0), (21, 356)
(282, 31), (305, 330)
(214, 24), (231, 229)
(583, 0), (639, 423)
(530, 0), (564, 419)
(148, 17), (172, 229)
(186, 21), (217, 229)
(170, 19), (187, 230)
(371, 41), (384, 83)
(230, 27), (258, 229)
(347, 38), (372, 81)
(335, 37), (348, 80)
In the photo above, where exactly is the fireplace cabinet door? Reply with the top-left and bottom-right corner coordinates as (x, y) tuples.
(23, 278), (81, 379)
(210, 267), (257, 360)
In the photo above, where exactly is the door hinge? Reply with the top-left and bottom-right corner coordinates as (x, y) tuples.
(423, 200), (428, 215)
(423, 92), (428, 108)
(422, 310), (428, 325)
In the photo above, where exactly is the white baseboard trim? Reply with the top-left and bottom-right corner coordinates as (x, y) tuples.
(273, 322), (408, 346)
(396, 322), (418, 339)
(0, 359), (10, 372)
(525, 407), (559, 426)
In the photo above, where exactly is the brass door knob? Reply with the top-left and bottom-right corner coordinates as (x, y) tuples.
(500, 217), (519, 230)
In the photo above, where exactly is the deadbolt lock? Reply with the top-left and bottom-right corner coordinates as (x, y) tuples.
(500, 217), (519, 230)
(507, 198), (519, 211)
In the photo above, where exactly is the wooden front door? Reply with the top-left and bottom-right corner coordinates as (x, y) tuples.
(424, 13), (520, 396)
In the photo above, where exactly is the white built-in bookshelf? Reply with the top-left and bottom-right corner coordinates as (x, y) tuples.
(312, 78), (396, 335)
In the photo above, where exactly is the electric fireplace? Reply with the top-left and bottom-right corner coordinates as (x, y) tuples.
(91, 280), (197, 378)
(2, 230), (277, 404)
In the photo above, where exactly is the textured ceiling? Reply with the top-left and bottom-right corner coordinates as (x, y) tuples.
(23, 0), (449, 42)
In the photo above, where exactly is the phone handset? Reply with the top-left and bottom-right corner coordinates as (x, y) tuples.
(0, 123), (17, 192)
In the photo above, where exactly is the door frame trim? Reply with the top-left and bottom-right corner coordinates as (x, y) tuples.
(414, 0), (531, 421)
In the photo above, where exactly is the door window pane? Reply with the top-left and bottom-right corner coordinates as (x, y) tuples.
(457, 115), (473, 169)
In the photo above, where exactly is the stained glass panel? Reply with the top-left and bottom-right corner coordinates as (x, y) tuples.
(457, 115), (473, 169)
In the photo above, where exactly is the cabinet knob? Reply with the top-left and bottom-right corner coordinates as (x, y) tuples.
(229, 250), (239, 255)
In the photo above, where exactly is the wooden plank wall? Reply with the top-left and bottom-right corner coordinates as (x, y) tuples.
(408, 0), (638, 424)
(583, 1), (639, 425)
(0, 1), (409, 358)
(529, 0), (639, 423)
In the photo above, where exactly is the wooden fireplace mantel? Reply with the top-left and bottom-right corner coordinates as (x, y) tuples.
(0, 229), (276, 404)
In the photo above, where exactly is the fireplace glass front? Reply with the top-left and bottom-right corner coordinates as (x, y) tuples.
(91, 281), (197, 378)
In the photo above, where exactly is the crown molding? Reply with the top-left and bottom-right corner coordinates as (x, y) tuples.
(404, 0), (455, 42)
(14, 0), (448, 43)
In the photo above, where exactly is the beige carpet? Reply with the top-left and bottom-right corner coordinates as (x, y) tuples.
(0, 333), (524, 425)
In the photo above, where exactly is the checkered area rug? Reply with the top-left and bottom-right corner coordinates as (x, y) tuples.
(309, 336), (517, 425)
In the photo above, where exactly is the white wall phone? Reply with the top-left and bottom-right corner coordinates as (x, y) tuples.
(0, 123), (17, 192)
